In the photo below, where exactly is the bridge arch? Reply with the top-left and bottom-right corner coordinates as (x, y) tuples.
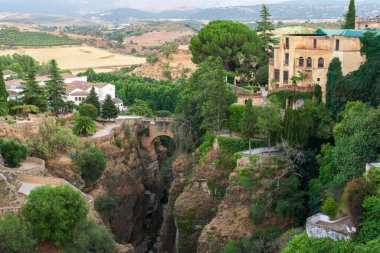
(140, 118), (174, 150)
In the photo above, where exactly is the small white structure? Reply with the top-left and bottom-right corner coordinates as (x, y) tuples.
(100, 97), (124, 111)
(3, 70), (16, 80)
(306, 213), (356, 241)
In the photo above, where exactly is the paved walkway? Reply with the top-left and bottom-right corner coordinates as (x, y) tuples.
(19, 182), (44, 195)
(241, 147), (281, 156)
(92, 122), (121, 138)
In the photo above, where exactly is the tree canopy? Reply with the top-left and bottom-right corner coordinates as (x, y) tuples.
(45, 59), (66, 113)
(101, 94), (118, 120)
(256, 5), (278, 55)
(342, 0), (356, 29)
(189, 20), (263, 72)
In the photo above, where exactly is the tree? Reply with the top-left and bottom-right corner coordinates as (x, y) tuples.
(322, 197), (339, 219)
(22, 185), (88, 246)
(326, 58), (342, 113)
(256, 5), (278, 54)
(0, 213), (36, 253)
(0, 102), (8, 116)
(129, 99), (154, 117)
(282, 109), (312, 148)
(75, 147), (107, 185)
(0, 66), (8, 102)
(342, 0), (356, 29)
(241, 99), (257, 154)
(189, 20), (263, 72)
(200, 58), (236, 133)
(357, 193), (380, 242)
(0, 138), (28, 167)
(257, 98), (282, 148)
(255, 65), (269, 86)
(62, 219), (116, 253)
(85, 86), (100, 115)
(72, 115), (96, 136)
(12, 104), (39, 118)
(21, 60), (47, 112)
(45, 59), (66, 113)
(101, 94), (118, 120)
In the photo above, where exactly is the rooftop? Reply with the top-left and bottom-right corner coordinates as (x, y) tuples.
(66, 81), (110, 94)
(314, 29), (380, 37)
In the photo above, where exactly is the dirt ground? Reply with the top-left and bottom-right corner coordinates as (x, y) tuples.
(127, 31), (194, 47)
(0, 45), (146, 74)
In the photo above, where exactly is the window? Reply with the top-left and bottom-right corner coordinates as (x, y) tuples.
(317, 78), (321, 82)
(336, 39), (340, 51)
(313, 39), (317, 49)
(285, 53), (289, 65)
(283, 71), (289, 84)
(285, 37), (289, 49)
(306, 57), (312, 68)
(75, 97), (78, 101)
(274, 69), (280, 82)
(299, 57), (304, 67)
(318, 58), (324, 68)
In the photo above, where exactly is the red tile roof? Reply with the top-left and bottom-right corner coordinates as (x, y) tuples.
(5, 79), (23, 88)
(61, 73), (76, 79)
(66, 81), (110, 94)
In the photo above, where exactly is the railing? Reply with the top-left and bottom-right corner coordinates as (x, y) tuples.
(270, 85), (314, 93)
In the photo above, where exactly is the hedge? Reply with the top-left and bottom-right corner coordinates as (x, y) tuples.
(217, 136), (266, 154)
(228, 104), (245, 132)
(268, 90), (314, 108)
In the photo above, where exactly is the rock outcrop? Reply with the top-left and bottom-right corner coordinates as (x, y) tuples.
(0, 170), (22, 207)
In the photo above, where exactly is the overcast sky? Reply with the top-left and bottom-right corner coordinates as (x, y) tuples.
(112, 0), (286, 11)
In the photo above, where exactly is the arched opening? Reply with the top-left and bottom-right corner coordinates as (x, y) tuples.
(306, 57), (312, 68)
(318, 58), (324, 68)
(299, 57), (304, 67)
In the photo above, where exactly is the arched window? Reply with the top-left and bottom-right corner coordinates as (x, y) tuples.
(306, 57), (312, 68)
(299, 57), (304, 67)
(318, 58), (324, 68)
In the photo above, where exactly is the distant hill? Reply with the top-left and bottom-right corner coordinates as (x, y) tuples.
(95, 0), (380, 23)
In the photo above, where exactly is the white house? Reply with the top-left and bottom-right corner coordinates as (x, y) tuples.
(65, 81), (117, 106)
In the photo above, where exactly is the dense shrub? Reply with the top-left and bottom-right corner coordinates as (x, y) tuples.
(356, 193), (380, 242)
(155, 110), (172, 117)
(250, 197), (267, 224)
(235, 167), (258, 190)
(72, 115), (97, 136)
(221, 237), (261, 253)
(198, 134), (215, 162)
(79, 103), (98, 119)
(22, 185), (88, 246)
(228, 104), (245, 132)
(343, 177), (375, 225)
(0, 213), (36, 253)
(321, 197), (339, 220)
(0, 138), (28, 167)
(62, 219), (116, 253)
(75, 147), (107, 184)
(129, 99), (154, 117)
(28, 119), (79, 159)
(122, 122), (132, 139)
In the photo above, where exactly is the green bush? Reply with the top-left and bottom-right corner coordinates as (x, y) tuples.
(322, 197), (339, 220)
(198, 134), (215, 162)
(0, 138), (28, 167)
(155, 110), (172, 117)
(6, 119), (16, 124)
(122, 122), (132, 139)
(62, 219), (116, 253)
(250, 197), (267, 224)
(356, 194), (380, 242)
(0, 213), (36, 253)
(22, 185), (88, 246)
(221, 238), (261, 253)
(79, 103), (98, 119)
(75, 147), (107, 184)
(113, 138), (122, 148)
(236, 167), (258, 190)
(72, 115), (96, 136)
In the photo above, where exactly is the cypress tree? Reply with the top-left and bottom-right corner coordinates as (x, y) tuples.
(256, 4), (279, 54)
(0, 67), (8, 102)
(326, 58), (343, 112)
(342, 0), (356, 29)
(101, 94), (118, 120)
(45, 60), (66, 113)
(241, 99), (257, 154)
(283, 109), (311, 147)
(22, 60), (47, 112)
(85, 86), (101, 115)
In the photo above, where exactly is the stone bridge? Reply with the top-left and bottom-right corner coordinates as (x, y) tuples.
(140, 118), (173, 150)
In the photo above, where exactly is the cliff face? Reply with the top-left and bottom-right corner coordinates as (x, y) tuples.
(95, 137), (166, 252)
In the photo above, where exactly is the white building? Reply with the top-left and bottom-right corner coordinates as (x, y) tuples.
(65, 81), (117, 106)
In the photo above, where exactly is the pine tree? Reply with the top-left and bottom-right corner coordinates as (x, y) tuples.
(85, 86), (101, 115)
(326, 58), (343, 112)
(0, 66), (8, 102)
(101, 94), (118, 120)
(21, 60), (47, 112)
(256, 5), (279, 54)
(342, 0), (356, 29)
(241, 99), (257, 154)
(45, 60), (66, 113)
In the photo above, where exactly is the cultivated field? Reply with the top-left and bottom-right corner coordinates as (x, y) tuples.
(127, 31), (194, 47)
(0, 45), (146, 74)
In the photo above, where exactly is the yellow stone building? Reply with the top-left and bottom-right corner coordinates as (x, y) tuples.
(268, 29), (380, 99)
(356, 16), (380, 29)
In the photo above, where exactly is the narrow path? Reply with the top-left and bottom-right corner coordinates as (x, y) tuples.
(92, 122), (121, 138)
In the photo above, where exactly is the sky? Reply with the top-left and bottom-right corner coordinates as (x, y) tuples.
(112, 0), (286, 11)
